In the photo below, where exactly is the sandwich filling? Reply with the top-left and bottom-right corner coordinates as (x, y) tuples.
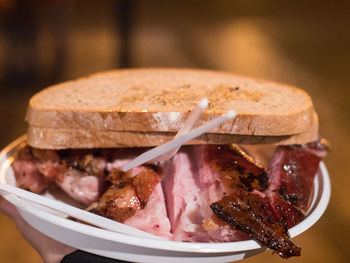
(12, 141), (327, 258)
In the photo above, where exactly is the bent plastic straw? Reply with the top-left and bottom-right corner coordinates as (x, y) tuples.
(122, 110), (236, 172)
(152, 98), (209, 163)
(0, 183), (163, 240)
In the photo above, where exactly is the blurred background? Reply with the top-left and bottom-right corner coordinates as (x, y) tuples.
(0, 0), (349, 262)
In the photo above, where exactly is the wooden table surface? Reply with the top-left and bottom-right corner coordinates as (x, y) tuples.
(0, 1), (349, 262)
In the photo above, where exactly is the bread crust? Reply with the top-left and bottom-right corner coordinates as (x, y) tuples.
(26, 68), (314, 136)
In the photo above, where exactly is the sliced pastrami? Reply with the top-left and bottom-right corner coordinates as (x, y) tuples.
(125, 183), (172, 239)
(162, 146), (250, 242)
(211, 194), (301, 258)
(210, 141), (326, 258)
(89, 163), (172, 239)
(162, 148), (217, 242)
(88, 184), (140, 222)
(268, 142), (323, 213)
(12, 147), (47, 193)
(56, 169), (101, 205)
(204, 145), (268, 192)
(12, 147), (106, 205)
(266, 192), (304, 228)
(206, 145), (303, 258)
(11, 141), (326, 250)
(162, 150), (197, 236)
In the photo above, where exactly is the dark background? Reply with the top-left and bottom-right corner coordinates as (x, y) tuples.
(0, 0), (349, 262)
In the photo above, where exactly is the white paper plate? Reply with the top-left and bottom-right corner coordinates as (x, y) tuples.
(0, 136), (331, 263)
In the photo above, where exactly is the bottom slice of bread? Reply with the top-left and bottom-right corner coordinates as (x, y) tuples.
(27, 114), (318, 149)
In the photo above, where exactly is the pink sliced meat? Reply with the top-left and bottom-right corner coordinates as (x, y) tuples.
(56, 169), (100, 206)
(162, 146), (248, 242)
(162, 150), (196, 235)
(90, 163), (172, 238)
(125, 183), (172, 239)
(12, 147), (104, 205)
(12, 158), (47, 193)
(162, 149), (210, 242)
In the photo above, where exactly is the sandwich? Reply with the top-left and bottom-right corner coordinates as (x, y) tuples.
(11, 68), (328, 258)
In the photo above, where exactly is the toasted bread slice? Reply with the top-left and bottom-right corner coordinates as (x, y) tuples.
(26, 68), (314, 136)
(27, 113), (318, 149)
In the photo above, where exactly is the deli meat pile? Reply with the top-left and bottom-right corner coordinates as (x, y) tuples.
(12, 142), (327, 258)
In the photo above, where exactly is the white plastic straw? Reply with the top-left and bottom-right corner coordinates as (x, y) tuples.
(122, 110), (236, 172)
(0, 183), (163, 240)
(152, 98), (209, 163)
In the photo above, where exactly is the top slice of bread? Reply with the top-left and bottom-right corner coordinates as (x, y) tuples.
(26, 68), (314, 136)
